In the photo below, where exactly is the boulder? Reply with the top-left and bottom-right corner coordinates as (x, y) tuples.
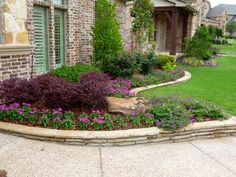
(107, 97), (151, 115)
(0, 170), (7, 177)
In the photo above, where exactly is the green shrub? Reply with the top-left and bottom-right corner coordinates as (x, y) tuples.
(106, 52), (140, 78)
(91, 0), (123, 70)
(185, 26), (213, 60)
(149, 95), (226, 130)
(106, 51), (156, 78)
(51, 64), (98, 82)
(162, 62), (176, 72)
(210, 47), (220, 55)
(156, 54), (176, 70)
(136, 51), (156, 75)
(182, 57), (204, 67)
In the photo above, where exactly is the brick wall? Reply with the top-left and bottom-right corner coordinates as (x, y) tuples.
(0, 53), (33, 80)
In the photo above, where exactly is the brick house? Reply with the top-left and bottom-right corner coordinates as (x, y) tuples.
(0, 0), (204, 81)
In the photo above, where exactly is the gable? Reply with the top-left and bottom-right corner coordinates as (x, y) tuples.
(151, 0), (187, 7)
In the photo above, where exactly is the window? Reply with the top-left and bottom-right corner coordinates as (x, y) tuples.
(52, 0), (64, 5)
(0, 0), (3, 44)
(54, 9), (65, 68)
(33, 6), (49, 73)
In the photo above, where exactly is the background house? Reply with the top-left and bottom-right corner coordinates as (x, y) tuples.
(201, 0), (228, 33)
(216, 4), (236, 37)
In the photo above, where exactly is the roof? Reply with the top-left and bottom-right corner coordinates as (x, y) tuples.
(218, 4), (236, 15)
(207, 6), (226, 17)
(152, 0), (197, 13)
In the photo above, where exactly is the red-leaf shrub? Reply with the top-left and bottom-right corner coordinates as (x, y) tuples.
(0, 72), (125, 110)
(38, 75), (79, 109)
(78, 72), (111, 109)
(0, 78), (41, 104)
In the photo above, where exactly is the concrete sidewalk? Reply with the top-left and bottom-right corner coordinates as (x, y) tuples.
(0, 133), (236, 177)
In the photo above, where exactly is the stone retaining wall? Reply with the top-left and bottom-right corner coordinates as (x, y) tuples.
(0, 117), (235, 146)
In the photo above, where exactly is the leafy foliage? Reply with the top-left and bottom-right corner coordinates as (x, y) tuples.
(226, 21), (236, 37)
(78, 72), (111, 109)
(106, 52), (140, 78)
(185, 26), (213, 60)
(0, 78), (41, 104)
(91, 0), (122, 70)
(42, 77), (79, 109)
(182, 57), (204, 67)
(149, 95), (226, 130)
(130, 0), (154, 50)
(51, 64), (98, 82)
(208, 25), (223, 39)
(130, 67), (185, 87)
(106, 51), (156, 78)
(156, 54), (176, 70)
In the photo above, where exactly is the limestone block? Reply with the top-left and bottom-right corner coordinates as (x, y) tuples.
(107, 96), (151, 115)
(16, 31), (28, 44)
(1, 0), (28, 44)
(3, 32), (13, 44)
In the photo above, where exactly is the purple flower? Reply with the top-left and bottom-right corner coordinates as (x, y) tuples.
(145, 113), (154, 119)
(171, 124), (176, 129)
(53, 110), (61, 115)
(57, 108), (62, 112)
(79, 117), (90, 123)
(22, 103), (31, 107)
(93, 117), (105, 124)
(30, 108), (38, 115)
(137, 108), (145, 113)
(12, 103), (20, 108)
(53, 117), (61, 122)
(0, 105), (7, 111)
(156, 121), (161, 126)
(18, 109), (24, 115)
(8, 105), (14, 109)
(92, 110), (101, 114)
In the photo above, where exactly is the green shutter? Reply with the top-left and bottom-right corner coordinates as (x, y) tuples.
(54, 9), (65, 68)
(33, 6), (49, 73)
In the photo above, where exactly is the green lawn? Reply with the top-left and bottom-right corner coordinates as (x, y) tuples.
(213, 39), (236, 56)
(141, 41), (236, 115)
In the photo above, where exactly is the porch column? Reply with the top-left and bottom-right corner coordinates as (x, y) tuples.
(182, 15), (189, 51)
(170, 8), (179, 55)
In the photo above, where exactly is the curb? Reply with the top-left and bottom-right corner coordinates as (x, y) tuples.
(0, 117), (235, 146)
(130, 71), (192, 95)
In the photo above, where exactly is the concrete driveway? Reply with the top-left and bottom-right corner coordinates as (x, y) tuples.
(0, 133), (236, 177)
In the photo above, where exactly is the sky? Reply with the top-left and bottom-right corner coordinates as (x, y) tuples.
(209, 0), (236, 7)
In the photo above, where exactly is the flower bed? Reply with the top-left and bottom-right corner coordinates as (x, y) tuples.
(0, 60), (227, 131)
(0, 103), (155, 130)
(0, 95), (227, 131)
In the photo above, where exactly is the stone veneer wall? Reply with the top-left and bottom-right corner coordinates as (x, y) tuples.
(1, 0), (29, 44)
(0, 0), (33, 81)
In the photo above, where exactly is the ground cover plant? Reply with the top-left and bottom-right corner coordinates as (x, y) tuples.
(0, 95), (226, 131)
